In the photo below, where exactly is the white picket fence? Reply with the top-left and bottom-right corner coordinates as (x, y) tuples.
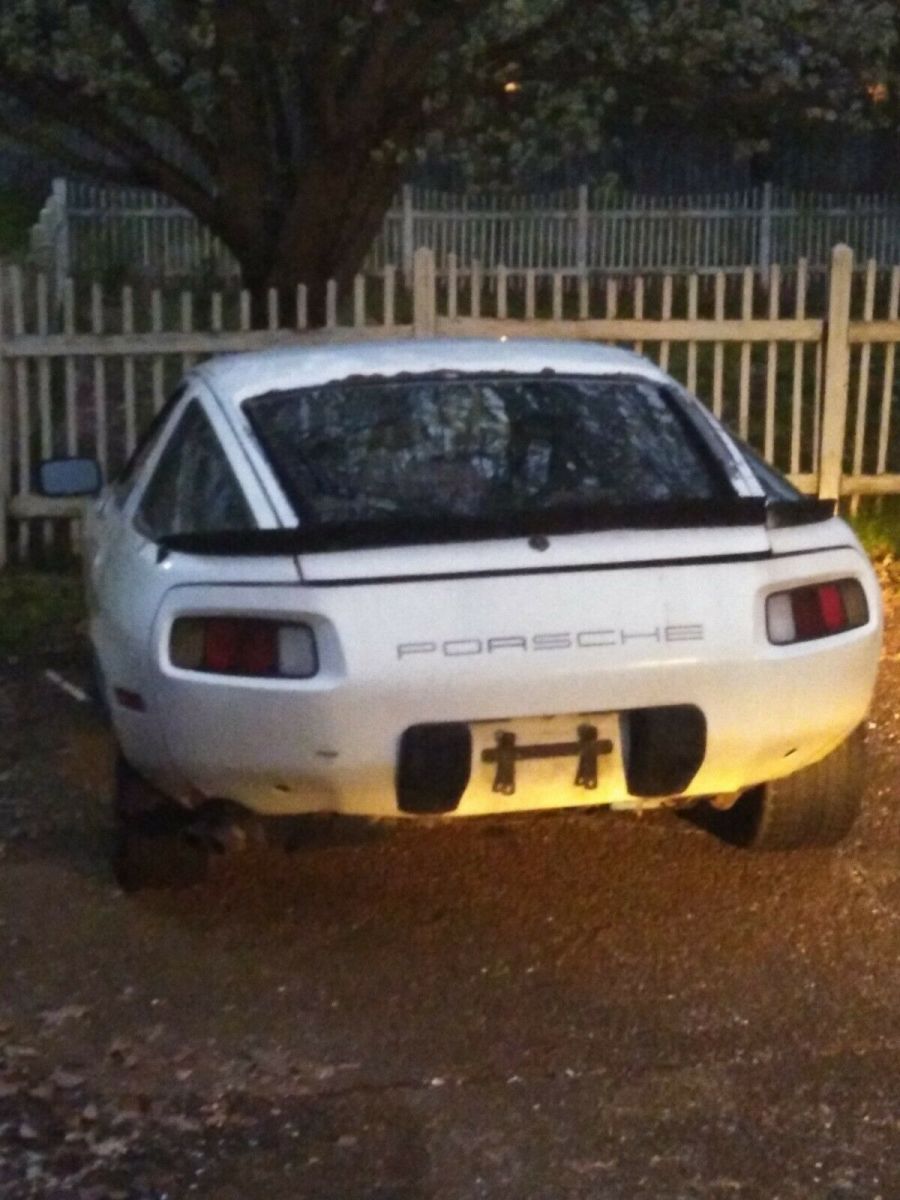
(2, 244), (899, 567)
(30, 180), (900, 297)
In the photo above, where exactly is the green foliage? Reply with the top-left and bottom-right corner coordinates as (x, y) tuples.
(436, 0), (900, 183)
(0, 1), (897, 289)
(0, 569), (84, 658)
(850, 499), (900, 560)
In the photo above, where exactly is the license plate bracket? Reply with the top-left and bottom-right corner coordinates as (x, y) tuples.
(481, 722), (614, 795)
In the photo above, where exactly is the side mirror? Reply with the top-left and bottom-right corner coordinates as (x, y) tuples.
(36, 457), (103, 498)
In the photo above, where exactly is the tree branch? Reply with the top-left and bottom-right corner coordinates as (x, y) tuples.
(91, 0), (218, 168)
(0, 63), (220, 229)
(0, 108), (140, 187)
(335, 7), (464, 144)
(244, 3), (296, 172)
(209, 3), (269, 149)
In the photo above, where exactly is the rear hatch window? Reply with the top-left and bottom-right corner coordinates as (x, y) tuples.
(245, 374), (739, 550)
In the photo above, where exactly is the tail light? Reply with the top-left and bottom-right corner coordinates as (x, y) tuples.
(766, 579), (868, 646)
(170, 618), (318, 678)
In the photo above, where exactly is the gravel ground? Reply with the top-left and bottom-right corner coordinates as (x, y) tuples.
(0, 568), (899, 1199)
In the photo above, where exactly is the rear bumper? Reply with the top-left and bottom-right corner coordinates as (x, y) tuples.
(111, 544), (882, 818)
(137, 630), (878, 816)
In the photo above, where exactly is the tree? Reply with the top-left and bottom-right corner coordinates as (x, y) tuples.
(435, 0), (900, 186)
(0, 0), (587, 315)
(0, 1), (896, 319)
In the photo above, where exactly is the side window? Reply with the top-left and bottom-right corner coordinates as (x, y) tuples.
(736, 437), (803, 501)
(136, 401), (254, 539)
(112, 384), (188, 507)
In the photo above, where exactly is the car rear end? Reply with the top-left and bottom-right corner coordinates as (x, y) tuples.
(144, 520), (878, 819)
(133, 355), (881, 820)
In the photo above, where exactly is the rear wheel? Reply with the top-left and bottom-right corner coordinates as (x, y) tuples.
(112, 755), (208, 892)
(703, 727), (865, 849)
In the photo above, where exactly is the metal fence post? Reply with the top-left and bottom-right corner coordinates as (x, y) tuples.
(576, 184), (589, 278)
(0, 264), (9, 570)
(818, 243), (854, 501)
(413, 247), (436, 338)
(758, 181), (773, 275)
(401, 185), (415, 285)
(51, 178), (70, 305)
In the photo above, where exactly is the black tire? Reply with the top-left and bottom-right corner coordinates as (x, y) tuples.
(701, 727), (865, 850)
(112, 755), (208, 892)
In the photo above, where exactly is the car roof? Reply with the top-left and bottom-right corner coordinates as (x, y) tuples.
(195, 339), (669, 404)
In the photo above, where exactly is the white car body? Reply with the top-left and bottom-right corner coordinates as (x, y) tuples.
(81, 340), (882, 821)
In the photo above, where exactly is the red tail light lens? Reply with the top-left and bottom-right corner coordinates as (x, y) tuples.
(203, 619), (277, 674)
(170, 618), (317, 677)
(766, 579), (868, 646)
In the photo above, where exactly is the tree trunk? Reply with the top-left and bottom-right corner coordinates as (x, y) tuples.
(223, 149), (405, 328)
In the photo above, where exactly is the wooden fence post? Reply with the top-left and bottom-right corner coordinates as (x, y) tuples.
(818, 243), (854, 501)
(0, 264), (9, 570)
(413, 247), (436, 338)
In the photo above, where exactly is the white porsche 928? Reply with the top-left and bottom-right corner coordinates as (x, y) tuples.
(39, 339), (882, 888)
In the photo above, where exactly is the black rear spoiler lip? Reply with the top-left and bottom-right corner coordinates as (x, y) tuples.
(765, 498), (835, 528)
(156, 498), (835, 559)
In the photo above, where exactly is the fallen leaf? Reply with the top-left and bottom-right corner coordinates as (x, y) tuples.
(250, 1048), (292, 1077)
(162, 1114), (202, 1133)
(3, 1045), (37, 1059)
(39, 1005), (89, 1029)
(50, 1069), (84, 1090)
(90, 1136), (129, 1159)
(566, 1159), (616, 1174)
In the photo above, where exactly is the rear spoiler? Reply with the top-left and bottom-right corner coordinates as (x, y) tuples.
(765, 498), (835, 528)
(156, 497), (835, 558)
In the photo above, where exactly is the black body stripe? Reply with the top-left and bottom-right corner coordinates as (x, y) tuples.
(299, 544), (855, 588)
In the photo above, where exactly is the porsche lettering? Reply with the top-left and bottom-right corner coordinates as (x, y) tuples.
(397, 624), (705, 659)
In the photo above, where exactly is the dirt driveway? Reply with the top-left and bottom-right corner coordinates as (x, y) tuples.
(1, 571), (899, 1200)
